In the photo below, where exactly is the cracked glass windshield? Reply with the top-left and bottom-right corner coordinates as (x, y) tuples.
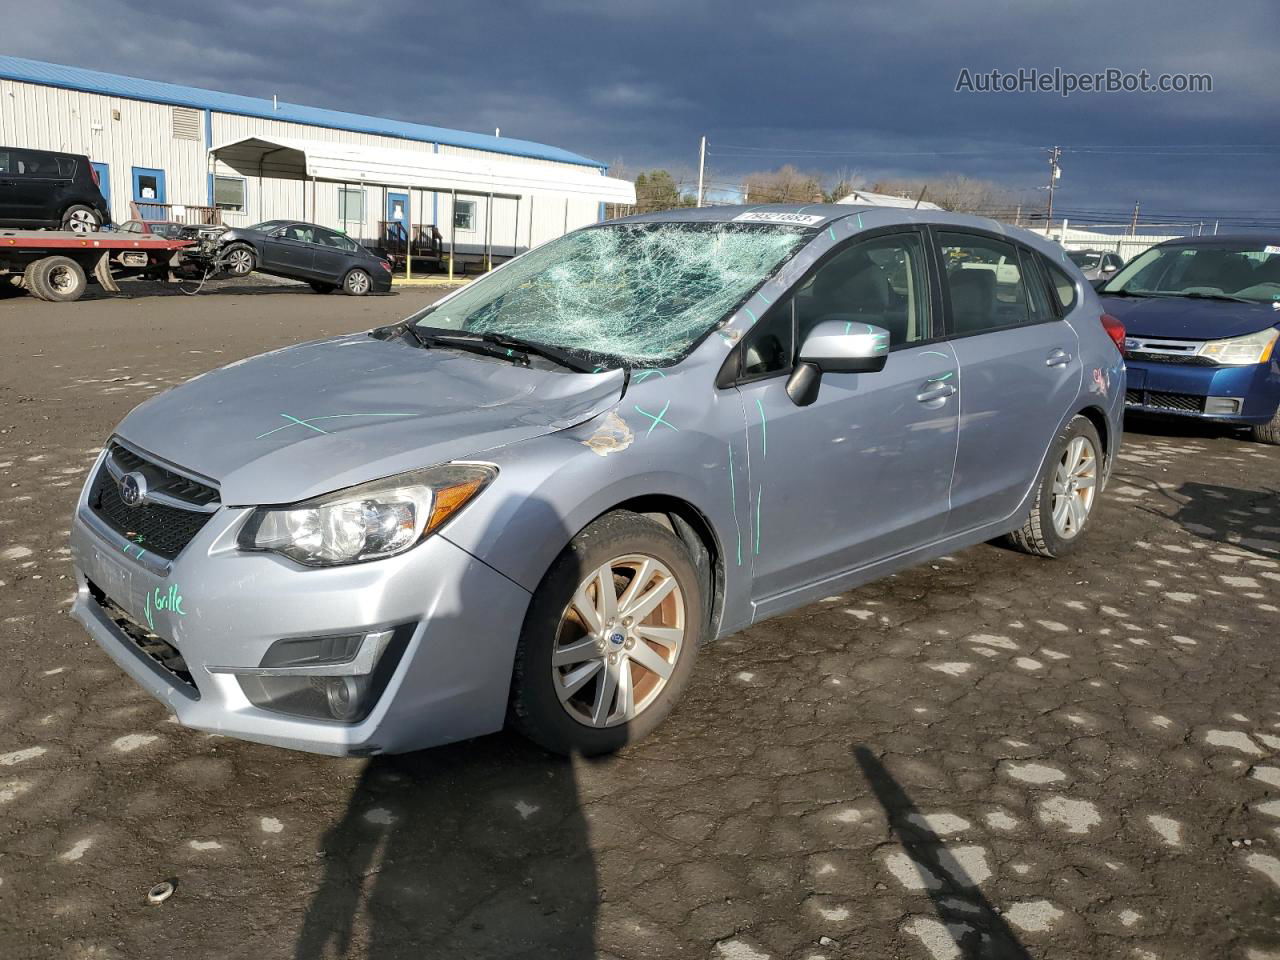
(409, 222), (811, 364)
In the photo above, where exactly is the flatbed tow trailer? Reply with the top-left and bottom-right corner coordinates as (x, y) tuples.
(0, 230), (193, 303)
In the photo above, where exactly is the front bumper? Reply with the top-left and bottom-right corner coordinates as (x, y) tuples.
(69, 474), (531, 756)
(1124, 358), (1280, 425)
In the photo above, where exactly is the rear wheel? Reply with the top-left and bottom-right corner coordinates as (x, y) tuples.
(223, 244), (255, 277)
(61, 205), (102, 233)
(1006, 415), (1102, 558)
(26, 256), (88, 302)
(509, 511), (702, 756)
(342, 268), (371, 296)
(1252, 408), (1280, 445)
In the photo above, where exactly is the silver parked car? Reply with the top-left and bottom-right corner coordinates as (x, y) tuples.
(1068, 248), (1125, 281)
(69, 205), (1126, 757)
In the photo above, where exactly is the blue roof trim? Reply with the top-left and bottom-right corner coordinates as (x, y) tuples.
(0, 56), (605, 170)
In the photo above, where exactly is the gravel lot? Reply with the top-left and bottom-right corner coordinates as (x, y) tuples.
(1, 280), (1278, 960)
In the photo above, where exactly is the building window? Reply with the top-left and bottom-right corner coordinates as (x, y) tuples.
(454, 199), (475, 231)
(213, 176), (246, 212)
(339, 187), (366, 225)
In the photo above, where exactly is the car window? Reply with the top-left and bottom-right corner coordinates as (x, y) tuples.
(1042, 258), (1078, 313)
(314, 227), (357, 252)
(12, 151), (46, 176)
(282, 224), (315, 244)
(0, 151), (9, 174)
(795, 232), (931, 348)
(56, 157), (76, 178)
(1019, 248), (1055, 324)
(739, 300), (795, 380)
(119, 221), (138, 233)
(938, 233), (1032, 334)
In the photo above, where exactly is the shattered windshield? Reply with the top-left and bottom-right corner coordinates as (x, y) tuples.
(409, 222), (812, 364)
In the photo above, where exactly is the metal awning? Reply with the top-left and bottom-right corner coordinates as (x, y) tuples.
(210, 135), (635, 204)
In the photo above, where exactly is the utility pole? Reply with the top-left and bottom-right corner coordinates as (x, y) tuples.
(1045, 146), (1061, 234)
(1014, 204), (1021, 227)
(1129, 201), (1140, 236)
(1213, 220), (1219, 235)
(696, 136), (706, 208)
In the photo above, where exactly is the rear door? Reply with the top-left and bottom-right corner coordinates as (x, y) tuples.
(7, 150), (58, 223)
(311, 227), (357, 283)
(935, 230), (1081, 533)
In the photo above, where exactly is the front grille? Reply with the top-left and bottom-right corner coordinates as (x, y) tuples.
(88, 579), (199, 695)
(1128, 351), (1217, 366)
(88, 443), (219, 559)
(1125, 389), (1206, 413)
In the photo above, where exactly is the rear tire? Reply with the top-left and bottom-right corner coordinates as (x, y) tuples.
(342, 268), (371, 296)
(26, 256), (87, 302)
(1006, 415), (1103, 559)
(509, 511), (702, 756)
(61, 205), (102, 233)
(1252, 408), (1280, 445)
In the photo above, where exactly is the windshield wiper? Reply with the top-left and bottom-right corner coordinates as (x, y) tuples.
(475, 333), (599, 373)
(1179, 291), (1255, 304)
(410, 329), (531, 366)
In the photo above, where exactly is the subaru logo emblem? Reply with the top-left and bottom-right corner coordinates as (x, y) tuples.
(609, 632), (625, 646)
(119, 471), (148, 508)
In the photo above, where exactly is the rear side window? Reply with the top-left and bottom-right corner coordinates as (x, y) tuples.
(937, 232), (1032, 334)
(56, 157), (76, 178)
(0, 151), (9, 174)
(1043, 256), (1078, 313)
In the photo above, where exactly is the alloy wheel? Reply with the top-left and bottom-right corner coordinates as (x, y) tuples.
(346, 270), (370, 294)
(552, 554), (685, 728)
(227, 249), (253, 275)
(67, 209), (99, 233)
(1051, 435), (1098, 539)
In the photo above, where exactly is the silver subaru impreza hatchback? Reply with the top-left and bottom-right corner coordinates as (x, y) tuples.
(70, 204), (1125, 757)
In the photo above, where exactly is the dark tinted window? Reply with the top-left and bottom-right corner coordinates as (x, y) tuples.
(282, 224), (316, 244)
(1019, 248), (1055, 324)
(938, 232), (1031, 334)
(56, 157), (76, 178)
(793, 233), (932, 348)
(315, 227), (357, 252)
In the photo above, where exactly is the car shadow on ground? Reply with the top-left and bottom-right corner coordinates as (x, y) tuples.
(853, 746), (1032, 960)
(1156, 480), (1280, 557)
(294, 734), (598, 960)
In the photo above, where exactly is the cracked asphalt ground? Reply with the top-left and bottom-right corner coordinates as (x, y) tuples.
(2, 280), (1279, 960)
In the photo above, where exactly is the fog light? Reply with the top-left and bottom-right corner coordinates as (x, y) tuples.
(1204, 397), (1242, 415)
(209, 625), (412, 724)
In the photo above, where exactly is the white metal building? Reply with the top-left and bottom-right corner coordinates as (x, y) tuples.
(0, 56), (633, 263)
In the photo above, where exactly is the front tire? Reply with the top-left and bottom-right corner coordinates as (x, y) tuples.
(61, 205), (102, 233)
(1006, 415), (1103, 558)
(223, 244), (255, 277)
(342, 268), (371, 296)
(509, 511), (703, 756)
(1252, 408), (1280, 445)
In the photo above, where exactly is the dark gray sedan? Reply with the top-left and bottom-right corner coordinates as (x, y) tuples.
(216, 219), (392, 295)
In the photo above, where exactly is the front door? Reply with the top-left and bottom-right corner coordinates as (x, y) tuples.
(734, 230), (959, 611)
(387, 191), (409, 247)
(131, 167), (166, 219)
(934, 231), (1083, 532)
(261, 223), (317, 275)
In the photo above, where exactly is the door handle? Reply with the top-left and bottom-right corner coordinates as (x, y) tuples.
(917, 381), (957, 403)
(1046, 349), (1072, 367)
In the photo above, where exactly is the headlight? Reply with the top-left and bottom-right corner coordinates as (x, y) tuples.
(1197, 327), (1279, 366)
(239, 463), (495, 566)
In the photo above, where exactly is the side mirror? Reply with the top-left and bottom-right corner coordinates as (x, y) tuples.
(786, 319), (890, 406)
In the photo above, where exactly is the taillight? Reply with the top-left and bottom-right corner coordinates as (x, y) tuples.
(89, 166), (100, 186)
(1101, 313), (1125, 355)
(378, 259), (392, 272)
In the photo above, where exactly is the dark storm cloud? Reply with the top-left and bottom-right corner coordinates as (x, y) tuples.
(6, 0), (1278, 221)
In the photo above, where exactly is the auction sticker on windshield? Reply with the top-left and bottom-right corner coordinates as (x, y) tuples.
(732, 211), (826, 225)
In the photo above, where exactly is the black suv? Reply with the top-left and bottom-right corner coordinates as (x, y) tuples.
(0, 148), (111, 232)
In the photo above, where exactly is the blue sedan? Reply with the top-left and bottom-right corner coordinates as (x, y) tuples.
(1099, 235), (1280, 443)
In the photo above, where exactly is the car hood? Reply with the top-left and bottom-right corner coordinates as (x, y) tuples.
(1101, 295), (1280, 340)
(114, 332), (626, 505)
